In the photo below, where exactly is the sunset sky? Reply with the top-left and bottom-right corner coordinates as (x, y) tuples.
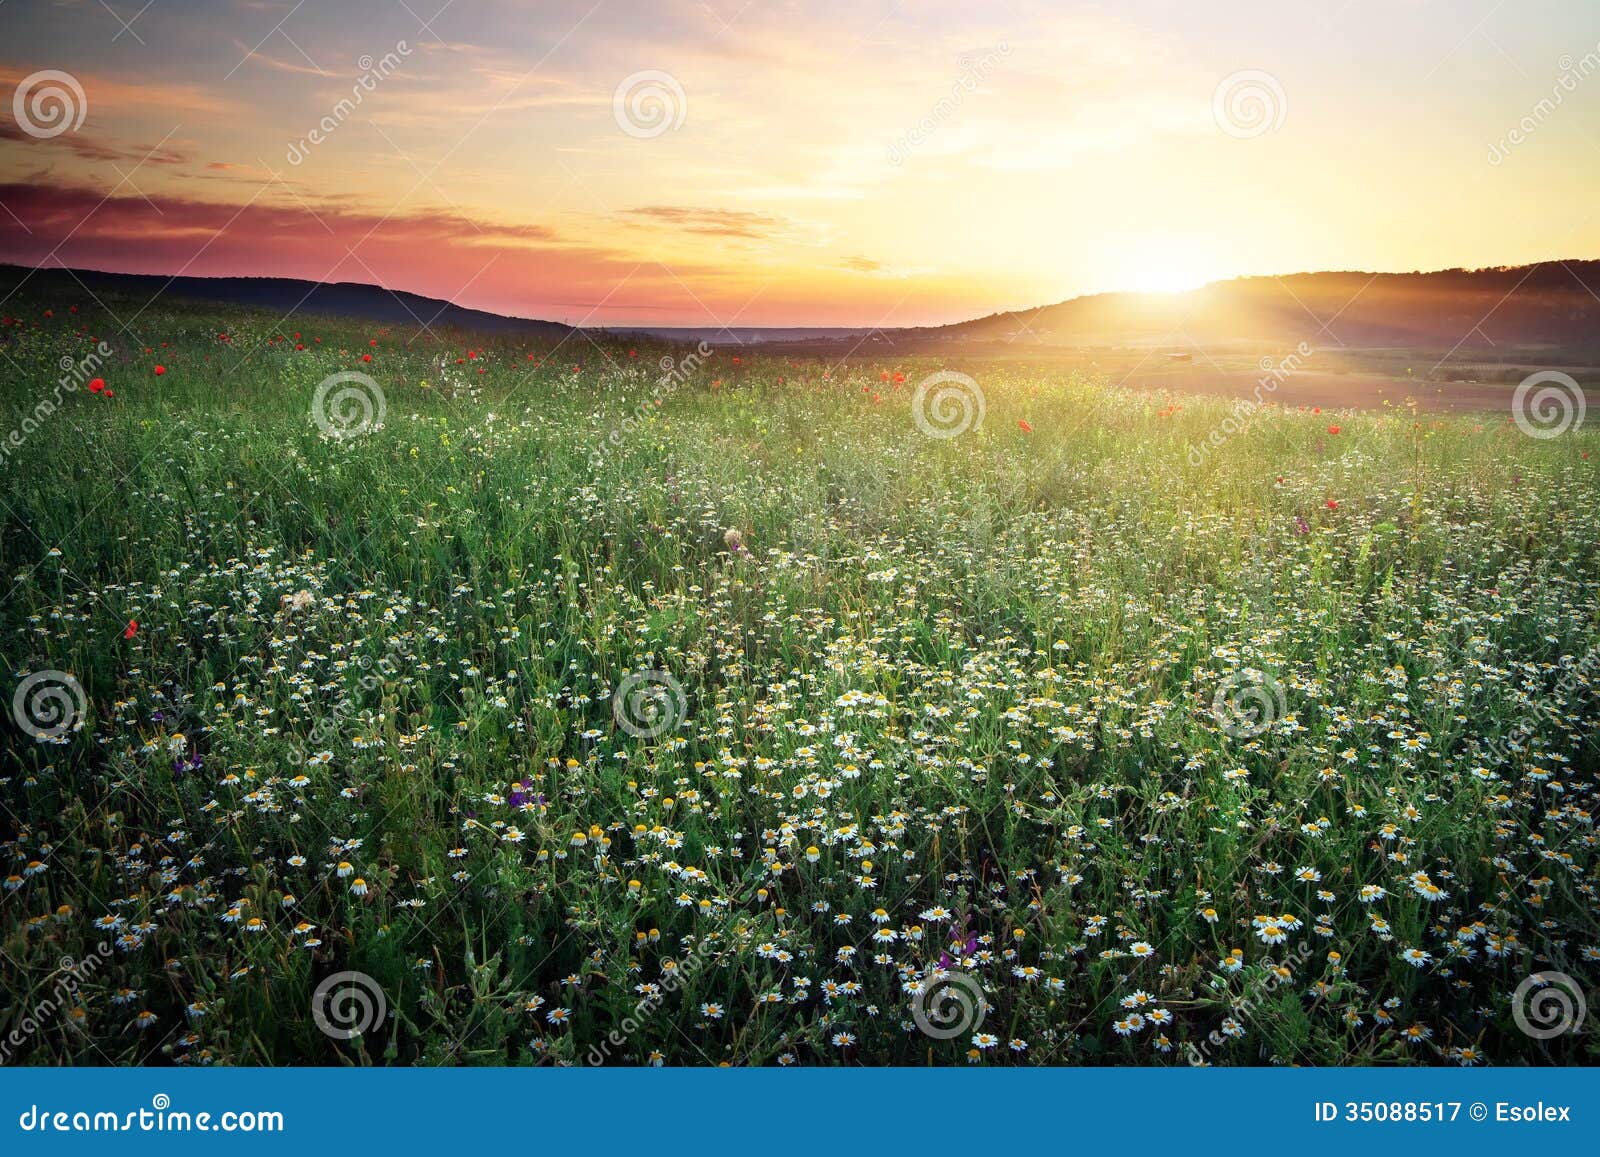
(2, 0), (1599, 327)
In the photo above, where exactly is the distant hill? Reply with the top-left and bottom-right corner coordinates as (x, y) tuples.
(907, 262), (1600, 353)
(0, 265), (573, 339)
(619, 326), (878, 344)
(5, 260), (1598, 356)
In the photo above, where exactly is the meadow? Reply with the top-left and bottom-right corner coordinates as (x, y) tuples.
(1, 296), (1597, 1066)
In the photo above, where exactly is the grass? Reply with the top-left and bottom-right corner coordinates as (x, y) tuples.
(1, 293), (1597, 1066)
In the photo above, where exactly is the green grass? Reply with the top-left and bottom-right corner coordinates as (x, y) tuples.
(1, 295), (1597, 1066)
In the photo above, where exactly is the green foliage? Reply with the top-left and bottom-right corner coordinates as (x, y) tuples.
(1, 297), (1597, 1066)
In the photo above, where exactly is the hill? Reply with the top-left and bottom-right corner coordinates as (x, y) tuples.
(908, 262), (1600, 352)
(0, 264), (573, 340)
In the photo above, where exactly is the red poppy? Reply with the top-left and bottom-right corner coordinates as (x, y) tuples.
(154, 365), (166, 376)
(1018, 419), (1033, 433)
(1327, 424), (1341, 435)
(123, 620), (138, 639)
(362, 353), (372, 362)
(88, 378), (105, 394)
(1326, 499), (1339, 510)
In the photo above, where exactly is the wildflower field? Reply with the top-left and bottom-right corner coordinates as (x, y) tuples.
(2, 297), (1597, 1067)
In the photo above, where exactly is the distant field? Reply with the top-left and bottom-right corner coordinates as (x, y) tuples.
(2, 296), (1597, 1066)
(1120, 366), (1520, 412)
(811, 346), (1600, 414)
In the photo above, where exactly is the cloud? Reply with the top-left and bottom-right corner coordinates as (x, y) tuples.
(0, 120), (192, 167)
(622, 205), (791, 240)
(0, 67), (239, 118)
(0, 176), (748, 325)
(0, 180), (555, 256)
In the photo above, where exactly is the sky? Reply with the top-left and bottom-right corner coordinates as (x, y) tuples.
(1, 0), (1598, 327)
